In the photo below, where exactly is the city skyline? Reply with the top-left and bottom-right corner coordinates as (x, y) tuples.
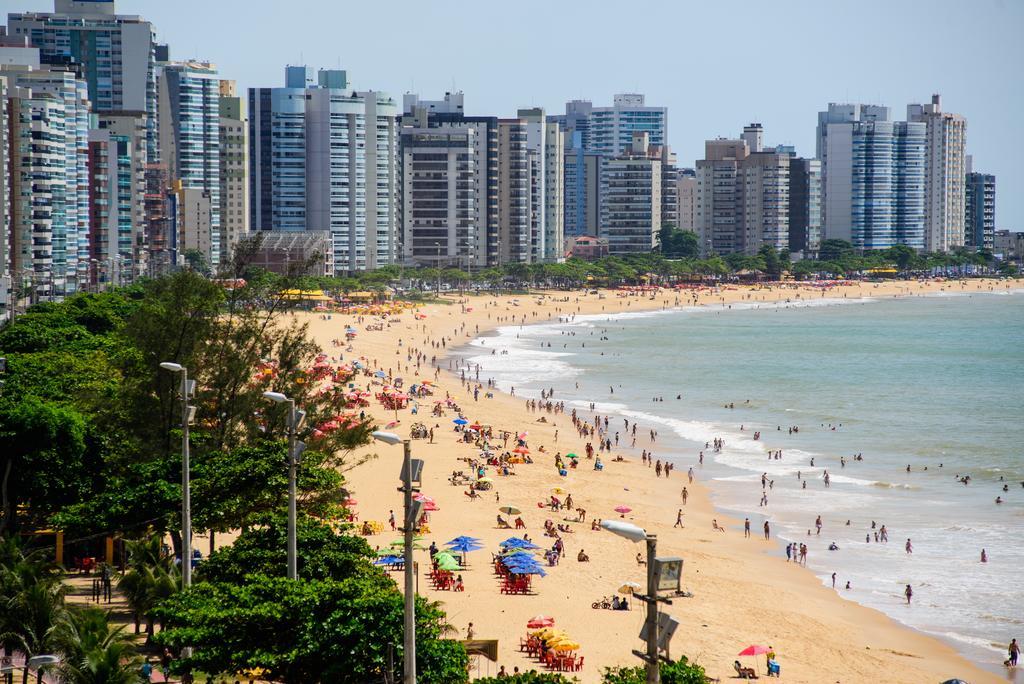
(14, 0), (1022, 231)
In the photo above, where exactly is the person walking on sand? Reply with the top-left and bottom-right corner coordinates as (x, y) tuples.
(681, 487), (688, 505)
(389, 510), (396, 531)
(905, 538), (913, 554)
(832, 572), (837, 589)
(744, 518), (751, 538)
(763, 520), (770, 540)
(1009, 638), (1019, 667)
(904, 584), (913, 605)
(674, 510), (684, 528)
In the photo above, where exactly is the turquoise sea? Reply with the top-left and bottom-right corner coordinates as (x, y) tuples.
(459, 289), (1024, 674)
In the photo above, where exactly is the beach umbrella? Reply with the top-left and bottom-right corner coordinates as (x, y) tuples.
(500, 537), (540, 550)
(513, 446), (530, 454)
(477, 477), (493, 484)
(374, 555), (402, 565)
(413, 494), (434, 503)
(422, 501), (440, 512)
(435, 555), (460, 571)
(446, 536), (482, 546)
(453, 418), (469, 425)
(446, 539), (483, 553)
(614, 505), (632, 516)
(509, 565), (546, 577)
(553, 641), (580, 652)
(375, 370), (387, 378)
(517, 432), (528, 439)
(551, 487), (567, 495)
(498, 506), (522, 516)
(617, 581), (642, 595)
(526, 615), (555, 629)
(565, 453), (578, 459)
(737, 645), (769, 657)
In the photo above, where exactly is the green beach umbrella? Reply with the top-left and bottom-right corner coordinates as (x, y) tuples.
(435, 555), (460, 571)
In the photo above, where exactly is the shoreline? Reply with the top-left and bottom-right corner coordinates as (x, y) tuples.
(312, 278), (1018, 683)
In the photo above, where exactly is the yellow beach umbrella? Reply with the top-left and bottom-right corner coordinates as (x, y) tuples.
(553, 641), (580, 652)
(551, 487), (566, 495)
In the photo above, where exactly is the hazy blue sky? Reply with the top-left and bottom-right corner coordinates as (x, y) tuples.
(14, 0), (1024, 230)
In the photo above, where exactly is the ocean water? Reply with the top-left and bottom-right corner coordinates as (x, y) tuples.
(456, 290), (1024, 673)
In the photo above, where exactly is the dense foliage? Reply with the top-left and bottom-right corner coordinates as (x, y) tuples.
(601, 656), (707, 684)
(0, 270), (372, 547)
(264, 239), (1002, 297)
(154, 516), (468, 683)
(1, 536), (145, 683)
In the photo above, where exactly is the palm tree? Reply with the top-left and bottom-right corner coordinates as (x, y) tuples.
(118, 535), (178, 638)
(54, 607), (145, 684)
(0, 580), (68, 684)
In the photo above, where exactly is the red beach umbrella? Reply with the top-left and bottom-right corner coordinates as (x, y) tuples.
(513, 446), (530, 454)
(614, 505), (632, 516)
(527, 615), (555, 628)
(737, 645), (769, 656)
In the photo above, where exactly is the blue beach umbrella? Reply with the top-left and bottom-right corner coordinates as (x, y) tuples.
(446, 536), (482, 546)
(374, 370), (387, 378)
(374, 555), (402, 565)
(500, 537), (541, 550)
(453, 418), (469, 425)
(447, 540), (484, 553)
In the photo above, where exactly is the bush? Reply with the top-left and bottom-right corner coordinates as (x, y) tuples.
(602, 656), (707, 684)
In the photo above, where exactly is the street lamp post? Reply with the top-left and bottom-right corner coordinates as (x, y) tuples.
(373, 430), (422, 684)
(263, 391), (306, 580)
(601, 520), (664, 684)
(160, 362), (194, 588)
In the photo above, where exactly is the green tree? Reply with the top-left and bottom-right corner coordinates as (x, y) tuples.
(818, 239), (855, 263)
(53, 607), (145, 684)
(658, 226), (700, 259)
(0, 398), (90, 535)
(117, 534), (179, 637)
(154, 518), (466, 682)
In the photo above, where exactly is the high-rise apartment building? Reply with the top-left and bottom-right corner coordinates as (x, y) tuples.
(8, 1), (157, 161)
(94, 111), (147, 277)
(517, 108), (563, 262)
(158, 60), (221, 265)
(907, 94), (967, 252)
(399, 93), (500, 270)
(589, 94), (667, 157)
(563, 134), (602, 238)
(550, 100), (592, 151)
(787, 157), (822, 254)
(817, 103), (925, 250)
(676, 169), (696, 232)
(88, 128), (134, 286)
(0, 74), (11, 318)
(1, 64), (91, 297)
(249, 67), (399, 273)
(497, 119), (532, 263)
(218, 79), (248, 265)
(695, 128), (790, 255)
(965, 172), (995, 251)
(656, 145), (679, 230)
(600, 132), (662, 255)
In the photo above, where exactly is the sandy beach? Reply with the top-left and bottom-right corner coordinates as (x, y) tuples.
(302, 278), (1016, 683)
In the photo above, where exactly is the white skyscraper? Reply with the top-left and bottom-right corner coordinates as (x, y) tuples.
(907, 94), (967, 252)
(249, 67), (400, 273)
(517, 108), (564, 262)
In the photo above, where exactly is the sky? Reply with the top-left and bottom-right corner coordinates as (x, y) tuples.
(12, 0), (1024, 230)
